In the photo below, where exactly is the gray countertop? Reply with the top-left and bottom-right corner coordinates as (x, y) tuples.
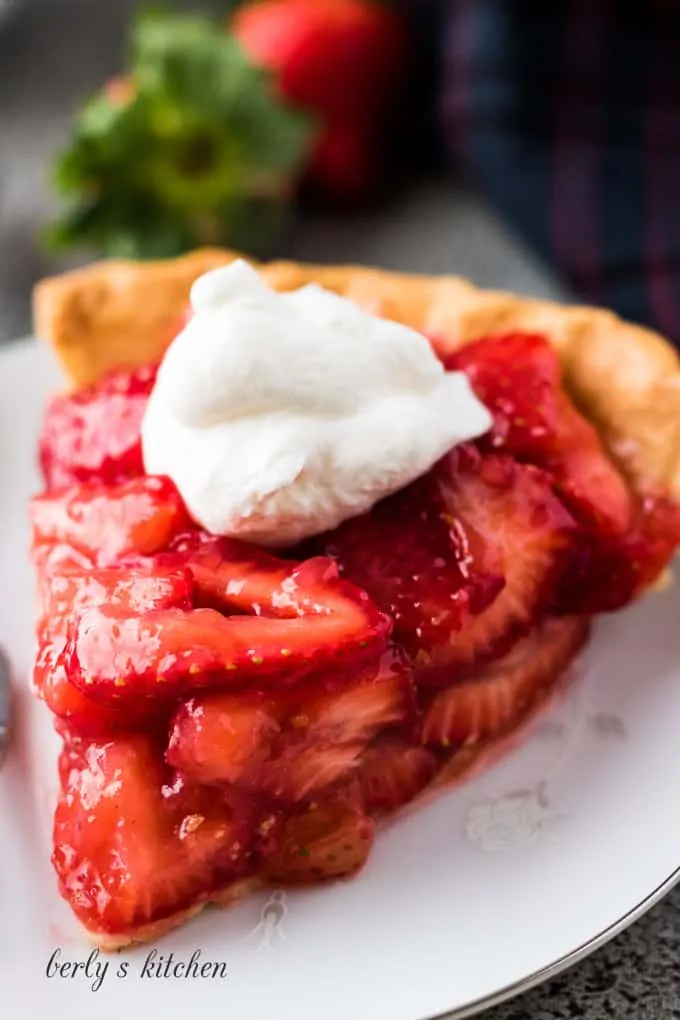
(2, 3), (680, 1018)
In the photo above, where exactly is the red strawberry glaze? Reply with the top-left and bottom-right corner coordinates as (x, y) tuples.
(34, 333), (680, 939)
(40, 364), (157, 491)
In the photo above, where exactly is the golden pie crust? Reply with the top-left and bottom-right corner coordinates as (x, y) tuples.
(34, 247), (680, 504)
(32, 250), (680, 947)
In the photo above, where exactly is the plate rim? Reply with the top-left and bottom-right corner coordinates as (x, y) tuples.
(426, 825), (680, 1018)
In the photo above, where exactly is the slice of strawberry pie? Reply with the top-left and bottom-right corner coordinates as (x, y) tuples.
(30, 249), (680, 948)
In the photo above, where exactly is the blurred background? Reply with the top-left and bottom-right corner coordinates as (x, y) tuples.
(0, 0), (570, 344)
(2, 1), (678, 347)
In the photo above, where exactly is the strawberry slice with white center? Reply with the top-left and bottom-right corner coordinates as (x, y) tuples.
(260, 744), (366, 803)
(421, 616), (589, 747)
(31, 476), (191, 568)
(65, 549), (391, 703)
(167, 650), (411, 803)
(321, 453), (502, 665)
(259, 651), (412, 802)
(266, 799), (374, 884)
(289, 648), (411, 744)
(53, 736), (256, 935)
(326, 445), (576, 682)
(428, 447), (577, 678)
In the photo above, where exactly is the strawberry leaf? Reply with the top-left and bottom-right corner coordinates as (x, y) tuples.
(46, 11), (315, 259)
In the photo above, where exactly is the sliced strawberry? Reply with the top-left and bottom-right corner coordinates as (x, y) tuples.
(169, 693), (365, 801)
(426, 447), (577, 678)
(327, 446), (575, 682)
(555, 401), (632, 536)
(66, 602), (384, 702)
(32, 542), (94, 574)
(167, 651), (409, 802)
(39, 363), (157, 491)
(30, 476), (191, 568)
(66, 552), (390, 704)
(35, 563), (194, 639)
(38, 654), (160, 737)
(448, 333), (632, 537)
(421, 616), (589, 747)
(354, 738), (437, 815)
(557, 494), (680, 613)
(166, 532), (389, 631)
(624, 496), (680, 594)
(56, 735), (88, 789)
(258, 653), (412, 802)
(166, 530), (321, 616)
(167, 693), (282, 786)
(449, 336), (680, 612)
(246, 741), (363, 805)
(322, 454), (502, 666)
(266, 799), (374, 884)
(34, 565), (193, 736)
(52, 735), (256, 935)
(289, 648), (411, 744)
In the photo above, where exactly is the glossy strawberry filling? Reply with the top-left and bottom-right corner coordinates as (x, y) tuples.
(33, 334), (680, 937)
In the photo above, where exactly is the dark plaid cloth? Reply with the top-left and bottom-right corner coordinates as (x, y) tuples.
(402, 1), (680, 345)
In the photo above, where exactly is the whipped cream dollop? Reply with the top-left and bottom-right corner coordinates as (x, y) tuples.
(141, 260), (492, 547)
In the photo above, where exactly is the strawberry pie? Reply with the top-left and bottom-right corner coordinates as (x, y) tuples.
(30, 248), (680, 948)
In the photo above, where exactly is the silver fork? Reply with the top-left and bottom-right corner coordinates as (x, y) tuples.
(0, 646), (11, 770)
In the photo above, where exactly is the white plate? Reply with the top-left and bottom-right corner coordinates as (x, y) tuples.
(2, 339), (680, 1020)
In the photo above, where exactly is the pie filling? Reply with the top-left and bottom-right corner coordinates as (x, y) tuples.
(32, 325), (680, 940)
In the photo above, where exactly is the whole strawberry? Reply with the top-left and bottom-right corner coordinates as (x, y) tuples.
(232, 0), (410, 202)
